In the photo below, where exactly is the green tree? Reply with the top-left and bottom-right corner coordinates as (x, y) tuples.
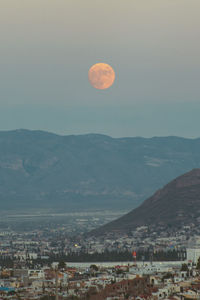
(90, 264), (98, 272)
(196, 257), (200, 270)
(162, 272), (173, 282)
(58, 260), (66, 270)
(181, 263), (189, 271)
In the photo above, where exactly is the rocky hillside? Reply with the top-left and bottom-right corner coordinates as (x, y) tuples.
(90, 169), (200, 235)
(0, 129), (200, 211)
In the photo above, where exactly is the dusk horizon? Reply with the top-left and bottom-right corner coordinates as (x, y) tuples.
(1, 0), (200, 138)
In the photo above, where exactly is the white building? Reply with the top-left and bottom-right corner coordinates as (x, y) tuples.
(186, 248), (200, 264)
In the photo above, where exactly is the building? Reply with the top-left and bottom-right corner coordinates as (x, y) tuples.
(186, 248), (200, 264)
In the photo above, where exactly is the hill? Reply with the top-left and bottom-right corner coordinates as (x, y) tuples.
(90, 169), (200, 235)
(0, 129), (200, 211)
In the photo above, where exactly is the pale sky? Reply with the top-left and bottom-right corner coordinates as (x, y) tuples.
(0, 0), (200, 137)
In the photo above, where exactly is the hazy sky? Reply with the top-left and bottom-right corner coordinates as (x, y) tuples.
(0, 0), (200, 137)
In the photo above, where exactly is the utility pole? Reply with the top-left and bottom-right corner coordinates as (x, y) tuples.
(142, 255), (145, 266)
(150, 248), (153, 265)
(55, 268), (59, 300)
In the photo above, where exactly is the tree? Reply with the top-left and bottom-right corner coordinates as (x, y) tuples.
(58, 260), (66, 270)
(196, 257), (200, 270)
(162, 272), (173, 282)
(90, 264), (98, 272)
(181, 263), (189, 271)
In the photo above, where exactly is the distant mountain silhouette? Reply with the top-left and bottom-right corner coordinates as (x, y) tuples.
(90, 169), (200, 235)
(1, 129), (200, 211)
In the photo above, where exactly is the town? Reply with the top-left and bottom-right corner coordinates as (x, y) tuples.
(1, 217), (200, 299)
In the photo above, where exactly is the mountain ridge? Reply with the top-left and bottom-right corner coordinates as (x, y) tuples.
(90, 168), (200, 235)
(0, 129), (200, 211)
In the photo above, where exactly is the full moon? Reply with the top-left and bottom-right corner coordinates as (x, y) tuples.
(88, 63), (115, 90)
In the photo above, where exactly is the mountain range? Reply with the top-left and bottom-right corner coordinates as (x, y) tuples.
(90, 169), (200, 235)
(1, 129), (200, 211)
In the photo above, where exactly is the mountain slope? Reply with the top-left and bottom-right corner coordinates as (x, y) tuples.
(90, 169), (200, 235)
(1, 130), (200, 211)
